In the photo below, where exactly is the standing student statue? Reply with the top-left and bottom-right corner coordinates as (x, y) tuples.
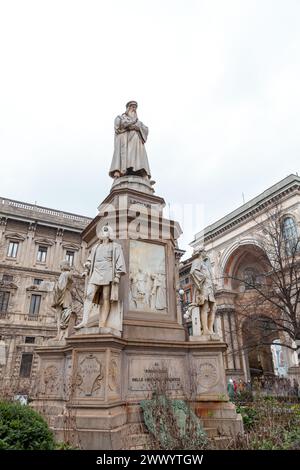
(75, 226), (126, 329)
(190, 248), (217, 336)
(52, 260), (74, 340)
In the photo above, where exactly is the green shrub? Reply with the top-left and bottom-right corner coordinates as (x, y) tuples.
(282, 428), (300, 450)
(0, 401), (55, 450)
(55, 441), (78, 450)
(236, 405), (258, 430)
(227, 398), (300, 450)
(141, 394), (208, 450)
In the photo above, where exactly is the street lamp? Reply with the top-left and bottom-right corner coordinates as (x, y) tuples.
(178, 289), (191, 339)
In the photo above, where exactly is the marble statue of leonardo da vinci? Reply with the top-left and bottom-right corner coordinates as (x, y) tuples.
(109, 101), (151, 179)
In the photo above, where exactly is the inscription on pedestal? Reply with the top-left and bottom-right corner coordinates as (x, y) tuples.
(128, 357), (184, 391)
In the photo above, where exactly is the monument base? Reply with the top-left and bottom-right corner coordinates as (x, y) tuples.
(288, 365), (300, 386)
(189, 334), (221, 342)
(31, 334), (243, 449)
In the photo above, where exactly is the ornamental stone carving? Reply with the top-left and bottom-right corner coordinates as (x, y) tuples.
(198, 362), (219, 390)
(75, 354), (104, 397)
(108, 358), (119, 393)
(42, 365), (60, 395)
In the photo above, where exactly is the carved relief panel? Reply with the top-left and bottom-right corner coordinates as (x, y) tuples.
(74, 353), (105, 399)
(41, 362), (61, 397)
(108, 354), (121, 397)
(192, 356), (222, 394)
(129, 241), (167, 313)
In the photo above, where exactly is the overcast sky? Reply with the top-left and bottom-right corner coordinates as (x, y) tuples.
(1, 0), (299, 255)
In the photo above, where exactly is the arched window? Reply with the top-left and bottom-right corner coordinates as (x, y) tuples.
(282, 216), (299, 254)
(244, 267), (259, 290)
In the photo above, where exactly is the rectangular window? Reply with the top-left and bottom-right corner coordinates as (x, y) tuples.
(65, 250), (75, 266)
(185, 289), (191, 303)
(25, 336), (35, 344)
(185, 277), (189, 284)
(37, 246), (47, 263)
(33, 278), (43, 285)
(7, 241), (19, 258)
(19, 353), (33, 378)
(2, 274), (13, 282)
(29, 294), (41, 315)
(0, 291), (10, 313)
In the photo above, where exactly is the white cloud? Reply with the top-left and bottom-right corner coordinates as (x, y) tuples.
(0, 0), (299, 251)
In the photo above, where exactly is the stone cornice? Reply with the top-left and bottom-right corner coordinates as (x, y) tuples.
(36, 334), (227, 353)
(0, 263), (61, 276)
(0, 263), (82, 279)
(34, 238), (55, 246)
(0, 324), (56, 334)
(0, 196), (92, 231)
(0, 281), (18, 290)
(61, 242), (80, 251)
(4, 232), (26, 241)
(192, 174), (300, 245)
(26, 285), (50, 293)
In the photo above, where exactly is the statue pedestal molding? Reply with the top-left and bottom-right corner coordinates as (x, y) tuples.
(189, 334), (221, 342)
(288, 365), (300, 386)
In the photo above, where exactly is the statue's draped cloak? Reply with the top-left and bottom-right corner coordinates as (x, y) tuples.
(190, 258), (215, 304)
(52, 271), (73, 309)
(86, 241), (126, 304)
(109, 114), (151, 178)
(52, 271), (73, 329)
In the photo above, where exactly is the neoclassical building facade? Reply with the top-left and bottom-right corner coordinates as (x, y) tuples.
(180, 174), (300, 382)
(0, 197), (91, 397)
(1, 174), (299, 398)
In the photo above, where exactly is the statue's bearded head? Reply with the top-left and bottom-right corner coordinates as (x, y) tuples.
(126, 100), (138, 119)
(194, 247), (208, 261)
(97, 224), (114, 241)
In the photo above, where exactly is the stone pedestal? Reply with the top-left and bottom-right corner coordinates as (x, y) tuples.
(32, 335), (243, 449)
(288, 365), (300, 386)
(31, 174), (243, 448)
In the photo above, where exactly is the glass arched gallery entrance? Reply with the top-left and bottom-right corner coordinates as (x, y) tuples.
(242, 316), (287, 378)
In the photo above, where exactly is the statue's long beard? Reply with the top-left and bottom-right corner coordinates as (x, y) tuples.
(127, 110), (137, 120)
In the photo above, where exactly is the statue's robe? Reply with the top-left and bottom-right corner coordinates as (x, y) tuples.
(51, 271), (73, 328)
(52, 271), (73, 309)
(86, 241), (126, 303)
(109, 113), (151, 178)
(190, 259), (215, 305)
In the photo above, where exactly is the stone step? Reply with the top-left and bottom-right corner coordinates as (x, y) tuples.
(208, 436), (231, 449)
(203, 427), (218, 438)
(127, 433), (152, 450)
(126, 426), (218, 447)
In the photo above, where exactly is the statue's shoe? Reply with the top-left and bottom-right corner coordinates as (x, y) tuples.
(74, 322), (87, 330)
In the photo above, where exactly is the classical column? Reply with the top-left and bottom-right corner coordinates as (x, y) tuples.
(22, 223), (37, 267)
(0, 217), (7, 241)
(53, 228), (64, 271)
(0, 217), (7, 259)
(219, 307), (242, 373)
